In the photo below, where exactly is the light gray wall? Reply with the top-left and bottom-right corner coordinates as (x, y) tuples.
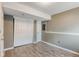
(33, 20), (42, 43)
(4, 15), (14, 49)
(42, 7), (79, 51)
(36, 21), (42, 42)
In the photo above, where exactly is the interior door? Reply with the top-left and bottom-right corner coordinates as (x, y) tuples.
(0, 3), (4, 57)
(14, 17), (33, 47)
(4, 15), (14, 49)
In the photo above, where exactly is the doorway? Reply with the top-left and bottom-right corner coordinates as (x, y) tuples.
(4, 15), (14, 49)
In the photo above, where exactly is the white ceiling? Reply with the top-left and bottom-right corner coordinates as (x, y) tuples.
(20, 2), (79, 15)
(3, 2), (50, 21)
(4, 7), (47, 21)
(3, 2), (79, 21)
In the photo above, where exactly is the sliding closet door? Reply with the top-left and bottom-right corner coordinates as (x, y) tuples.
(14, 17), (33, 47)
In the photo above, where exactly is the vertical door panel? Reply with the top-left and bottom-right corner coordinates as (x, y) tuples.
(14, 18), (33, 47)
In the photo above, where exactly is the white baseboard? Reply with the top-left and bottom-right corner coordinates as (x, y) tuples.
(4, 41), (79, 55)
(4, 47), (14, 51)
(4, 41), (39, 51)
(32, 41), (41, 44)
(42, 41), (79, 55)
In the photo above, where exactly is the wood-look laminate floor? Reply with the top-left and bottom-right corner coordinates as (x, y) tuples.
(4, 42), (79, 57)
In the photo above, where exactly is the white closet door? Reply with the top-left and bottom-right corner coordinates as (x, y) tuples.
(14, 18), (33, 47)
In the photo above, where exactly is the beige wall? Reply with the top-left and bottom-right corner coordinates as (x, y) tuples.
(0, 3), (4, 56)
(47, 7), (79, 33)
(42, 7), (79, 51)
(4, 15), (14, 49)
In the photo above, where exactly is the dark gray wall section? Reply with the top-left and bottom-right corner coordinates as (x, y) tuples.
(4, 15), (14, 49)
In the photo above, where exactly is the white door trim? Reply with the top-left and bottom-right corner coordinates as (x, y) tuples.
(42, 41), (79, 55)
(43, 31), (79, 36)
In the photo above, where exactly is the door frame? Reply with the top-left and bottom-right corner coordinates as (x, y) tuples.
(4, 15), (15, 51)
